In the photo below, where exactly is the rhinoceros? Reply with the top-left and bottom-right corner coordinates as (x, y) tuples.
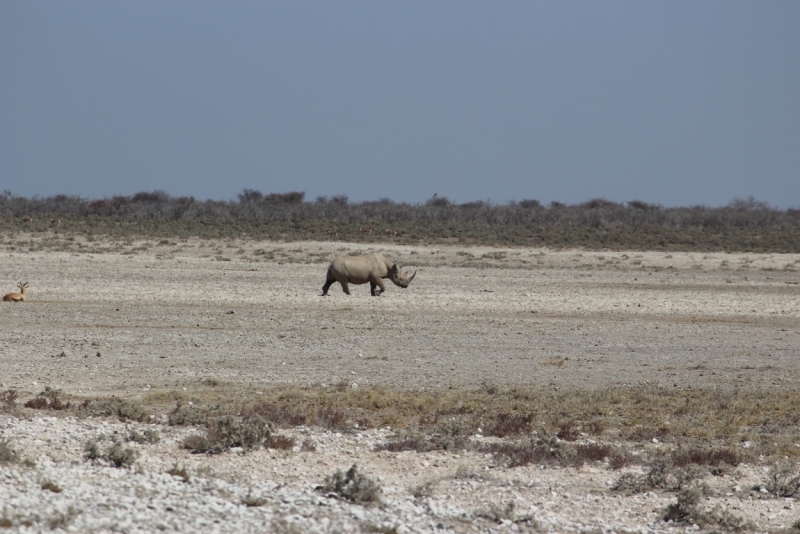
(321, 253), (416, 296)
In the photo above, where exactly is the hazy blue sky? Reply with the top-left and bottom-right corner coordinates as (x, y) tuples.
(2, 1), (798, 207)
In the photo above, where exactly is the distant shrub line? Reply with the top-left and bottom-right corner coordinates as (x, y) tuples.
(2, 190), (798, 251)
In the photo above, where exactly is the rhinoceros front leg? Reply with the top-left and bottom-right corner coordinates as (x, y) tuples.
(369, 277), (386, 296)
(341, 280), (351, 295)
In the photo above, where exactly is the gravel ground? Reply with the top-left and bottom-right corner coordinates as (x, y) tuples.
(2, 415), (798, 533)
(1, 235), (799, 532)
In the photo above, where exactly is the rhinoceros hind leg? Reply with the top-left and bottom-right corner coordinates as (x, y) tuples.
(321, 272), (336, 296)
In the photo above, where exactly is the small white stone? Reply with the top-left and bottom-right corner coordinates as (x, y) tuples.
(652, 438), (659, 444)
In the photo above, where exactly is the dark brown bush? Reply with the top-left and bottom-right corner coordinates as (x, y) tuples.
(556, 419), (580, 441)
(487, 412), (534, 437)
(315, 407), (348, 431)
(609, 452), (633, 470)
(265, 434), (296, 450)
(24, 397), (48, 409)
(574, 443), (613, 463)
(480, 441), (557, 467)
(672, 448), (741, 468)
(24, 388), (71, 411)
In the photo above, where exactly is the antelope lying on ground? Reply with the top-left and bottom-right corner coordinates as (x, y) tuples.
(359, 227), (372, 234)
(3, 282), (28, 302)
(21, 217), (32, 223)
(50, 218), (61, 226)
(384, 228), (396, 237)
(327, 230), (338, 238)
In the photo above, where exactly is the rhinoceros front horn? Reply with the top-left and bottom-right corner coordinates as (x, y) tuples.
(408, 270), (416, 283)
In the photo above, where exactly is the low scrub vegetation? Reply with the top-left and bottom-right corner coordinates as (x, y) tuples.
(663, 487), (750, 530)
(0, 438), (18, 464)
(84, 439), (138, 468)
(319, 464), (381, 504)
(23, 387), (70, 411)
(2, 190), (798, 251)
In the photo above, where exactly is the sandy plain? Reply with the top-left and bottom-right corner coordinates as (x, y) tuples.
(1, 234), (799, 532)
(1, 235), (799, 395)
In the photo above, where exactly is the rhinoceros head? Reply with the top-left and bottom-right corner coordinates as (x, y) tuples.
(389, 265), (416, 288)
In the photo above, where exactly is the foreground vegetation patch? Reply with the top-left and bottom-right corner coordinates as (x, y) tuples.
(6, 384), (799, 461)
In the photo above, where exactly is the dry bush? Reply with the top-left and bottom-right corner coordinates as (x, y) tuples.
(204, 414), (271, 453)
(24, 387), (70, 410)
(166, 464), (190, 482)
(479, 437), (563, 468)
(409, 479), (438, 500)
(126, 428), (160, 444)
(23, 397), (48, 409)
(476, 501), (536, 526)
(83, 440), (137, 468)
(609, 452), (633, 470)
(663, 487), (750, 530)
(265, 434), (296, 450)
(315, 407), (348, 431)
(0, 438), (18, 463)
(0, 390), (18, 413)
(487, 412), (533, 437)
(77, 397), (148, 422)
(319, 464), (381, 504)
(250, 403), (307, 427)
(109, 442), (136, 467)
(613, 458), (707, 494)
(83, 440), (102, 461)
(181, 434), (209, 451)
(574, 443), (613, 464)
(672, 447), (741, 470)
(376, 430), (471, 454)
(763, 460), (800, 498)
(556, 419), (580, 441)
(167, 401), (208, 426)
(586, 420), (605, 436)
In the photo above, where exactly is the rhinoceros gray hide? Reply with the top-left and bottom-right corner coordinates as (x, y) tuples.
(321, 253), (416, 296)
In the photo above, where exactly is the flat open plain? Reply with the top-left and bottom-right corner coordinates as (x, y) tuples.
(1, 235), (799, 532)
(1, 236), (799, 394)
